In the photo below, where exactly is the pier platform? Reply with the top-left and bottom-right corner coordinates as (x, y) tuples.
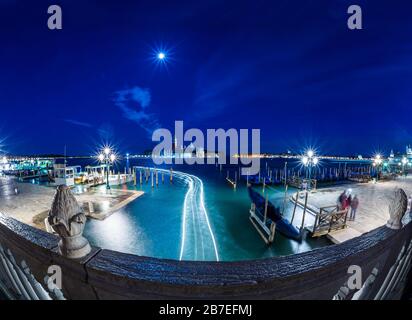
(295, 176), (412, 243)
(0, 176), (143, 230)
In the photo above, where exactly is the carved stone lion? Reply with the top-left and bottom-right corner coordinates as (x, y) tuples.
(48, 185), (91, 259)
(386, 188), (408, 230)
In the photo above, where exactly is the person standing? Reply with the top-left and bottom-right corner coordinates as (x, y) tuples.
(350, 195), (359, 221)
(338, 190), (347, 210)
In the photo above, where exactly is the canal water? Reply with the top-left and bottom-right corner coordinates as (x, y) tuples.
(62, 157), (362, 262)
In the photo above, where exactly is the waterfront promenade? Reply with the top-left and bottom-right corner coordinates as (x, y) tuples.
(2, 173), (412, 247)
(0, 176), (143, 229)
(302, 176), (412, 243)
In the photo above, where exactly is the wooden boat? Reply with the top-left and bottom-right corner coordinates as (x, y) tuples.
(247, 186), (301, 241)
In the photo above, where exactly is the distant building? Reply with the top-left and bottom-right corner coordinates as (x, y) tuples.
(406, 145), (412, 159)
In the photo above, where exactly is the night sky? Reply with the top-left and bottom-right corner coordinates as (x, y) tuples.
(0, 0), (411, 156)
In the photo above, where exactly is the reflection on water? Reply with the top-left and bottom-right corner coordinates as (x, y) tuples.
(86, 209), (152, 255)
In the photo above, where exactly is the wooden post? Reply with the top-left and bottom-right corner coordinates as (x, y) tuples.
(151, 170), (154, 188)
(291, 191), (299, 224)
(139, 170), (142, 185)
(264, 195), (268, 224)
(300, 191), (309, 233)
(269, 222), (276, 243)
(155, 170), (158, 186)
(284, 161), (288, 187)
(117, 172), (120, 185)
(133, 170), (136, 186)
(162, 172), (164, 183)
(281, 184), (289, 215)
(170, 168), (173, 183)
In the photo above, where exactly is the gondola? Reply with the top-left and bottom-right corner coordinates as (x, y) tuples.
(247, 186), (301, 241)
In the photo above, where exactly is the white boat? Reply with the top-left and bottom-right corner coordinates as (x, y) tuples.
(50, 164), (80, 187)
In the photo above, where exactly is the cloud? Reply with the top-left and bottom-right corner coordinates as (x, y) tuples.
(113, 86), (160, 135)
(64, 119), (93, 128)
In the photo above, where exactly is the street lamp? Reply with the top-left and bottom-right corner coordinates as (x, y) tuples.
(98, 147), (116, 189)
(301, 150), (319, 189)
(401, 156), (408, 176)
(373, 154), (383, 181)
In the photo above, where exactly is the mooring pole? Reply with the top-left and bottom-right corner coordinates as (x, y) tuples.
(264, 195), (268, 224)
(269, 222), (276, 243)
(281, 184), (289, 215)
(291, 191), (299, 224)
(300, 191), (309, 233)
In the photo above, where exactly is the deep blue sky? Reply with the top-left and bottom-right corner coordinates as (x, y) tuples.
(0, 0), (411, 156)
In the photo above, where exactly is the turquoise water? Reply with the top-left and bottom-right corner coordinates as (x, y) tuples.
(83, 160), (331, 261)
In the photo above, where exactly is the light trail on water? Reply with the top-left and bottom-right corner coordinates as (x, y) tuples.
(133, 166), (219, 261)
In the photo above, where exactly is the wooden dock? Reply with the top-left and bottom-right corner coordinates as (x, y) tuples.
(290, 192), (348, 239)
(287, 178), (412, 244)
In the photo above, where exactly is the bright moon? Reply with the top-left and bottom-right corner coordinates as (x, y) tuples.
(157, 52), (166, 60)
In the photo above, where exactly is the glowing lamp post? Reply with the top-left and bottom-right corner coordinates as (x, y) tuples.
(373, 154), (383, 181)
(401, 157), (408, 176)
(302, 150), (319, 189)
(98, 147), (116, 190)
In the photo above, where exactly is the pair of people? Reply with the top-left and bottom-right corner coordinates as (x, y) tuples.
(338, 190), (359, 221)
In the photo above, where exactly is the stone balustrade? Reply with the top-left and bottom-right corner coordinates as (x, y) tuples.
(0, 211), (411, 299)
(0, 186), (411, 300)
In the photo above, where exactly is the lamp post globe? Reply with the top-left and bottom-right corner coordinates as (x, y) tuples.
(301, 150), (319, 189)
(98, 148), (116, 189)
